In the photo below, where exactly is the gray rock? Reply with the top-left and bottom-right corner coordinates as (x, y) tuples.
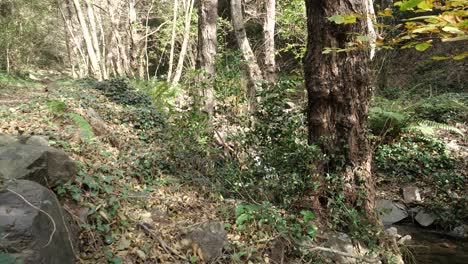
(398, 235), (412, 245)
(415, 210), (436, 227)
(86, 108), (107, 136)
(0, 180), (75, 264)
(25, 135), (49, 146)
(0, 133), (17, 146)
(326, 233), (359, 264)
(185, 221), (227, 262)
(0, 143), (76, 187)
(451, 225), (467, 238)
(385, 227), (400, 238)
(403, 186), (421, 204)
(376, 199), (408, 225)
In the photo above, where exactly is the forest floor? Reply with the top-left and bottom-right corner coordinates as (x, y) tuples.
(0, 74), (294, 263)
(0, 73), (466, 263)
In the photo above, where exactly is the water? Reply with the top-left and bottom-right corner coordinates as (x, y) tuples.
(396, 225), (468, 264)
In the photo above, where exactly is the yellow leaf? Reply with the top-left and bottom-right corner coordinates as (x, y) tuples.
(415, 42), (432, 51)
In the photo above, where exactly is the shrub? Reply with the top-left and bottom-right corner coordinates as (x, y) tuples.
(412, 93), (467, 123)
(374, 133), (455, 181)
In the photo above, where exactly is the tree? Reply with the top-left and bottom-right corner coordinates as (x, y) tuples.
(303, 0), (376, 218)
(263, 0), (277, 84)
(196, 0), (218, 115)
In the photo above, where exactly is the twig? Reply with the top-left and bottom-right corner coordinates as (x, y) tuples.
(137, 221), (187, 260)
(304, 245), (380, 263)
(6, 188), (57, 248)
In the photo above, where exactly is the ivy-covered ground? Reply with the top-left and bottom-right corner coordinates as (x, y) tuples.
(0, 75), (322, 263)
(1, 72), (466, 263)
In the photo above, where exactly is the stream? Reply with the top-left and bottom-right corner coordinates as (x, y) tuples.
(395, 225), (468, 264)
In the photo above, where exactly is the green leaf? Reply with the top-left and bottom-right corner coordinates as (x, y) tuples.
(400, 0), (424, 11)
(431, 56), (449, 60)
(415, 42), (431, 51)
(328, 15), (345, 24)
(236, 213), (252, 226)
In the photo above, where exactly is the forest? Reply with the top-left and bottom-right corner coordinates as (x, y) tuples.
(0, 0), (466, 263)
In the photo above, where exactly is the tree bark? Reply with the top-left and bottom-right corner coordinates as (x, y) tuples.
(172, 0), (195, 86)
(230, 0), (263, 112)
(263, 0), (277, 84)
(303, 0), (375, 218)
(196, 0), (218, 115)
(167, 0), (179, 82)
(72, 0), (102, 80)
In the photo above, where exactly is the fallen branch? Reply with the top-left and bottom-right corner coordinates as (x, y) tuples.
(137, 221), (187, 260)
(305, 245), (380, 263)
(6, 188), (57, 248)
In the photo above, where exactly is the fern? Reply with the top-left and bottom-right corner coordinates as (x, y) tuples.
(46, 100), (67, 114)
(67, 113), (94, 139)
(406, 120), (464, 136)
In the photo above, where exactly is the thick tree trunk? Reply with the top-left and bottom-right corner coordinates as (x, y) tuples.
(263, 0), (277, 84)
(84, 0), (106, 79)
(303, 0), (375, 218)
(230, 0), (263, 112)
(196, 0), (218, 115)
(72, 0), (102, 80)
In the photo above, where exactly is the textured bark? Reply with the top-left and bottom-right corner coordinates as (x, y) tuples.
(172, 0), (195, 85)
(72, 0), (102, 80)
(84, 0), (107, 79)
(263, 0), (277, 84)
(230, 0), (263, 112)
(303, 0), (375, 218)
(167, 0), (179, 82)
(196, 0), (218, 115)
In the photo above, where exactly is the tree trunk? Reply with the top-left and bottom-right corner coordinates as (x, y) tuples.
(303, 0), (375, 218)
(196, 0), (218, 115)
(230, 0), (263, 112)
(84, 0), (105, 78)
(172, 0), (195, 86)
(167, 0), (179, 82)
(72, 0), (102, 80)
(263, 0), (277, 84)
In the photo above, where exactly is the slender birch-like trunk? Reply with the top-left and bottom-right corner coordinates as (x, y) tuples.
(263, 0), (277, 84)
(167, 0), (179, 82)
(172, 0), (195, 85)
(230, 0), (263, 112)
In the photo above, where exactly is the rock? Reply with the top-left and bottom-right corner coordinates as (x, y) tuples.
(0, 143), (76, 187)
(325, 232), (357, 264)
(403, 186), (421, 204)
(185, 221), (227, 262)
(0, 133), (17, 146)
(86, 108), (107, 136)
(25, 135), (49, 146)
(376, 199), (408, 225)
(0, 180), (75, 264)
(385, 227), (400, 238)
(398, 235), (412, 245)
(451, 225), (467, 238)
(415, 210), (436, 227)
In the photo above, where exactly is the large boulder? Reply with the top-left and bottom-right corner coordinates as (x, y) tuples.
(0, 133), (17, 146)
(0, 180), (75, 264)
(183, 221), (228, 262)
(0, 143), (76, 187)
(376, 199), (408, 225)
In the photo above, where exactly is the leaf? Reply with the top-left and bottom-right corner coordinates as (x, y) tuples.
(328, 15), (345, 24)
(453, 52), (468, 60)
(400, 0), (424, 11)
(378, 8), (393, 17)
(442, 35), (468, 42)
(236, 213), (252, 226)
(417, 0), (433, 10)
(442, 26), (464, 34)
(415, 42), (432, 51)
(431, 56), (449, 60)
